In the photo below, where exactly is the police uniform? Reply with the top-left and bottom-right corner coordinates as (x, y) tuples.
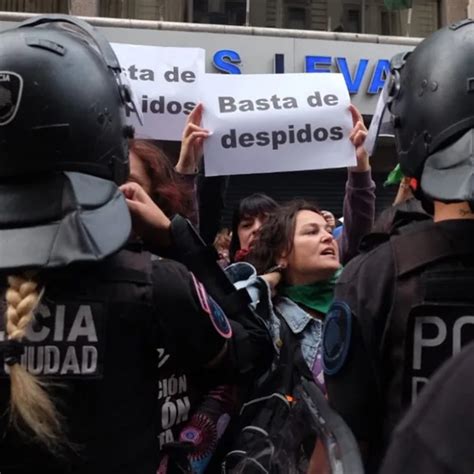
(155, 216), (272, 472)
(323, 18), (474, 470)
(323, 218), (474, 466)
(0, 244), (238, 473)
(0, 15), (270, 474)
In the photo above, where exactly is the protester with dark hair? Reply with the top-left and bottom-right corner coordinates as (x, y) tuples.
(129, 132), (230, 472)
(129, 103), (210, 229)
(324, 21), (474, 472)
(222, 200), (364, 472)
(225, 103), (371, 378)
(129, 114), (270, 473)
(122, 180), (272, 474)
(0, 15), (269, 474)
(321, 210), (337, 230)
(229, 105), (375, 266)
(243, 201), (339, 389)
(129, 139), (197, 223)
(129, 102), (226, 245)
(229, 193), (279, 262)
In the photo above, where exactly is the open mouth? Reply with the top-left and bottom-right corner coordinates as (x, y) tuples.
(321, 248), (336, 256)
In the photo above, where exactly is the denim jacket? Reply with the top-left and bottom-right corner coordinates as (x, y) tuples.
(225, 262), (323, 384)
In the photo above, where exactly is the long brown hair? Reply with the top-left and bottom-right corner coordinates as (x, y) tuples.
(247, 200), (322, 274)
(129, 139), (194, 218)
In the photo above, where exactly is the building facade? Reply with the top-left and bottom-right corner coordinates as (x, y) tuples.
(1, 0), (472, 35)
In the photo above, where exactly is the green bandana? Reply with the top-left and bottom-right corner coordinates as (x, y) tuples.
(384, 164), (404, 187)
(281, 267), (343, 315)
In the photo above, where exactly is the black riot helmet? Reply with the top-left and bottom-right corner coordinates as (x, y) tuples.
(0, 15), (135, 271)
(388, 19), (474, 182)
(0, 14), (133, 182)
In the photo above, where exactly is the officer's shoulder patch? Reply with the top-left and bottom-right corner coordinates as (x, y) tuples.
(190, 273), (232, 340)
(191, 272), (211, 314)
(322, 301), (352, 376)
(207, 295), (233, 339)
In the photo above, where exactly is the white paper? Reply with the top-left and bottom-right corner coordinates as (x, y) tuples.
(365, 77), (394, 156)
(201, 73), (356, 176)
(112, 43), (205, 141)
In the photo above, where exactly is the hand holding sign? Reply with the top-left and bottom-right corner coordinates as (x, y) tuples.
(348, 105), (370, 172)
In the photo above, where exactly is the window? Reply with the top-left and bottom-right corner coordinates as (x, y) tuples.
(346, 8), (361, 33)
(193, 0), (209, 22)
(286, 6), (308, 29)
(226, 0), (246, 25)
(341, 4), (361, 33)
(0, 0), (68, 13)
(381, 10), (391, 35)
(195, 0), (246, 25)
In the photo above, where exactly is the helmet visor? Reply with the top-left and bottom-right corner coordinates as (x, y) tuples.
(0, 171), (131, 271)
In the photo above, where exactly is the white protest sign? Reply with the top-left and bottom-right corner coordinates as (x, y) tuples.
(112, 43), (205, 140)
(201, 73), (356, 176)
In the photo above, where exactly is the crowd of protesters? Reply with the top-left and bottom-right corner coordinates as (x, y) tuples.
(2, 12), (474, 474)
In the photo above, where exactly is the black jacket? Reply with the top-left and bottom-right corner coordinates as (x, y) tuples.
(0, 246), (244, 473)
(325, 219), (474, 471)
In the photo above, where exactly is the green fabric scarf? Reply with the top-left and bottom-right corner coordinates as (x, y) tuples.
(384, 164), (404, 187)
(281, 267), (342, 315)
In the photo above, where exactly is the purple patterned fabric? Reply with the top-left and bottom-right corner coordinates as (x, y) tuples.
(311, 349), (327, 396)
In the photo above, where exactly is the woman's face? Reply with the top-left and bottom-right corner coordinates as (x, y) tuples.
(128, 150), (152, 195)
(237, 213), (267, 250)
(283, 210), (340, 285)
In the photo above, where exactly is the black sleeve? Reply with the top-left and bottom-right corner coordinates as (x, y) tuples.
(162, 215), (273, 378)
(197, 174), (229, 245)
(151, 258), (229, 370)
(225, 316), (272, 377)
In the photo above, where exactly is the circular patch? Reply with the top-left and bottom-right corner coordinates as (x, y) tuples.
(322, 301), (352, 376)
(206, 295), (232, 339)
(0, 72), (23, 126)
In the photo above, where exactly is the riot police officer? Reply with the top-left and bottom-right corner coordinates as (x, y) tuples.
(0, 15), (269, 474)
(323, 19), (474, 471)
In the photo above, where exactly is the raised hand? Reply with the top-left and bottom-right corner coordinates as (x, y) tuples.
(176, 103), (210, 175)
(348, 104), (369, 172)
